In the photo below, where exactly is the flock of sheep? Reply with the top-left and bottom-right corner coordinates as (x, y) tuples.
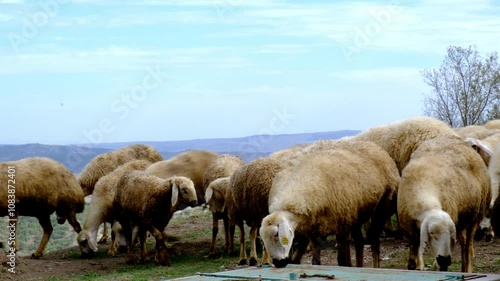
(2, 116), (500, 274)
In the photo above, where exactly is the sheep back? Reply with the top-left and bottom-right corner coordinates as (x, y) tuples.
(78, 144), (163, 195)
(227, 158), (283, 226)
(0, 157), (84, 217)
(88, 159), (153, 220)
(113, 171), (175, 229)
(484, 119), (500, 130)
(355, 116), (458, 173)
(202, 154), (244, 191)
(146, 150), (219, 204)
(268, 143), (310, 168)
(269, 142), (399, 236)
(454, 125), (500, 140)
(398, 136), (491, 234)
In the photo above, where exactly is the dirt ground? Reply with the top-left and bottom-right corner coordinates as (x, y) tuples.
(2, 212), (500, 281)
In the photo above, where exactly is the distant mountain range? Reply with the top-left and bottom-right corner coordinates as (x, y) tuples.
(0, 130), (360, 173)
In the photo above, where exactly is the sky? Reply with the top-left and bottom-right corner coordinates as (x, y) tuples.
(1, 0), (500, 145)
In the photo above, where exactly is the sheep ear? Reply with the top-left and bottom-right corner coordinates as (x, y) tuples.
(89, 236), (98, 252)
(171, 182), (179, 206)
(465, 138), (494, 156)
(419, 218), (429, 256)
(205, 186), (214, 204)
(278, 219), (292, 247)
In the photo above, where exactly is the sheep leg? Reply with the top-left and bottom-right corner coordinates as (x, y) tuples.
(311, 237), (322, 265)
(66, 211), (82, 233)
(290, 233), (309, 264)
(223, 215), (230, 254)
(351, 226), (364, 267)
(228, 220), (236, 256)
(366, 213), (387, 268)
(149, 226), (170, 266)
(99, 223), (109, 244)
(208, 214), (219, 258)
(138, 227), (148, 263)
(237, 220), (247, 265)
(122, 222), (135, 264)
(407, 231), (421, 270)
(32, 215), (53, 259)
(460, 225), (476, 273)
(249, 225), (259, 266)
(107, 224), (118, 257)
(336, 233), (352, 267)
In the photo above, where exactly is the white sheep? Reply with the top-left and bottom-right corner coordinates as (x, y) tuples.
(260, 140), (399, 268)
(77, 159), (152, 257)
(454, 125), (500, 140)
(113, 171), (197, 265)
(397, 135), (491, 272)
(0, 157), (85, 258)
(355, 116), (458, 174)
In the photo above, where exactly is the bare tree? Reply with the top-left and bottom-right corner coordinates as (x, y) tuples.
(422, 45), (500, 127)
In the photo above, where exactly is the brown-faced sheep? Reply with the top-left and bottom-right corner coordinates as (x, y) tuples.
(355, 116), (458, 174)
(397, 135), (491, 273)
(77, 159), (152, 257)
(226, 158), (284, 266)
(0, 157), (85, 258)
(113, 171), (197, 265)
(260, 140), (399, 269)
(202, 154), (244, 258)
(146, 150), (219, 205)
(78, 144), (163, 196)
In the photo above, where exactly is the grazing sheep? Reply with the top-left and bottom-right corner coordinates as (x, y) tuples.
(113, 171), (197, 265)
(202, 154), (244, 258)
(260, 140), (399, 269)
(78, 144), (163, 196)
(77, 159), (152, 257)
(146, 150), (219, 205)
(227, 158), (284, 266)
(0, 157), (85, 258)
(397, 135), (491, 273)
(355, 116), (458, 174)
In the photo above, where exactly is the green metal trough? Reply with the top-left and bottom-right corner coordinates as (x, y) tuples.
(171, 264), (500, 281)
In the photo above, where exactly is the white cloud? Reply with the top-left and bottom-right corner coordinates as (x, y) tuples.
(330, 67), (422, 83)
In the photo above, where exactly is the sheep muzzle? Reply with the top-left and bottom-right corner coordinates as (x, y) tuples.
(272, 258), (290, 268)
(436, 255), (451, 271)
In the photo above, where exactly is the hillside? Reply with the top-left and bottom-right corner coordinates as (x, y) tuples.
(0, 130), (360, 173)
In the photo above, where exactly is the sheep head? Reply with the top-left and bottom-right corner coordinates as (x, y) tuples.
(205, 177), (229, 213)
(259, 212), (295, 268)
(170, 176), (197, 207)
(77, 230), (98, 257)
(420, 210), (456, 271)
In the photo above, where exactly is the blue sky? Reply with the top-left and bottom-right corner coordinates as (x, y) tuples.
(1, 0), (500, 145)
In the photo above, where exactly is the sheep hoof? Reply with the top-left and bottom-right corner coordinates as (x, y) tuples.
(107, 250), (116, 257)
(249, 257), (258, 266)
(238, 259), (247, 266)
(31, 253), (42, 259)
(98, 237), (108, 244)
